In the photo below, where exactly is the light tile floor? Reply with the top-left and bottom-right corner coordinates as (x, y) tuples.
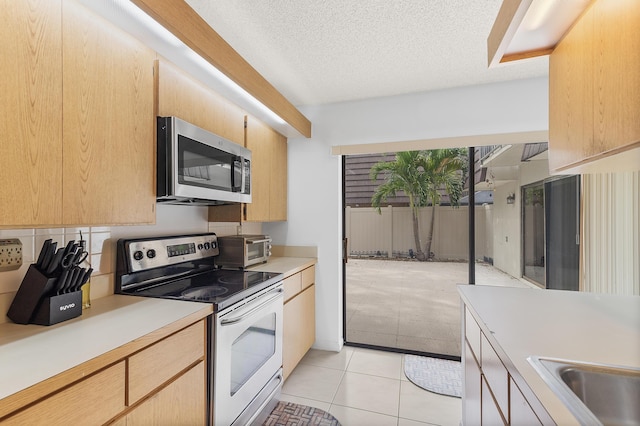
(281, 347), (462, 426)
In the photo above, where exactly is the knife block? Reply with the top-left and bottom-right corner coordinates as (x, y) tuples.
(30, 291), (82, 326)
(7, 265), (58, 324)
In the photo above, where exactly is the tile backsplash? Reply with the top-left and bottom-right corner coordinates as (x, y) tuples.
(0, 204), (258, 324)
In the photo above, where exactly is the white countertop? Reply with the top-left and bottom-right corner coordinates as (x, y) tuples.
(458, 285), (640, 425)
(249, 256), (316, 276)
(0, 295), (212, 403)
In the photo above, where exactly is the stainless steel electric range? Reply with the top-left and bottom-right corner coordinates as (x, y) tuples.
(116, 233), (284, 426)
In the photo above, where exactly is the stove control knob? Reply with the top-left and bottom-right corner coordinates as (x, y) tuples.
(203, 242), (211, 250)
(211, 241), (217, 249)
(197, 243), (204, 250)
(133, 250), (144, 261)
(146, 249), (156, 259)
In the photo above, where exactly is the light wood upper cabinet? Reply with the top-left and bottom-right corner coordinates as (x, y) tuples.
(62, 0), (155, 225)
(549, 0), (640, 173)
(156, 59), (245, 145)
(1, 0), (157, 227)
(0, 0), (63, 227)
(208, 115), (288, 223)
(246, 116), (288, 222)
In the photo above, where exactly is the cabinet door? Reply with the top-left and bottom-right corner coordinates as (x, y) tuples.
(510, 378), (542, 425)
(549, 0), (640, 172)
(62, 0), (155, 225)
(463, 341), (481, 425)
(122, 361), (206, 426)
(269, 126), (288, 221)
(245, 115), (288, 222)
(0, 0), (63, 227)
(156, 59), (245, 145)
(481, 376), (507, 426)
(283, 284), (315, 379)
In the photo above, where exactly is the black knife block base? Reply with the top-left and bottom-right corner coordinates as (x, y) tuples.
(7, 265), (58, 324)
(31, 291), (82, 326)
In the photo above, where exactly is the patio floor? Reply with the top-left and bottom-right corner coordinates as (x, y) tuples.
(345, 259), (531, 357)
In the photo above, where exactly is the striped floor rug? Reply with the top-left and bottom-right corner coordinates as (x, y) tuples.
(264, 401), (341, 426)
(404, 355), (462, 398)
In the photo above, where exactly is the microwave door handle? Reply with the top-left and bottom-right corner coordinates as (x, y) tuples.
(231, 156), (241, 192)
(240, 157), (247, 194)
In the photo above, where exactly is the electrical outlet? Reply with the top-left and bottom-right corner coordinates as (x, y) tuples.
(0, 239), (23, 272)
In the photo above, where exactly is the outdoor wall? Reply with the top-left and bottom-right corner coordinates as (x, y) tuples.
(345, 205), (493, 261)
(264, 77), (550, 352)
(491, 159), (550, 280)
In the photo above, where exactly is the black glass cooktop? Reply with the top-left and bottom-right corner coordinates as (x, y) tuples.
(122, 269), (282, 312)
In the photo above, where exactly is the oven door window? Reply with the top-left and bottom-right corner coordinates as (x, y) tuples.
(246, 243), (266, 262)
(177, 135), (238, 192)
(230, 312), (276, 396)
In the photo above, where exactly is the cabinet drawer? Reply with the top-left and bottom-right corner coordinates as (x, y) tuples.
(463, 341), (481, 424)
(481, 333), (509, 419)
(128, 320), (205, 404)
(301, 265), (315, 290)
(283, 273), (302, 303)
(465, 307), (481, 363)
(4, 361), (125, 425)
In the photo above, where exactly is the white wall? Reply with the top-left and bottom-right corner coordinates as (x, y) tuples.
(491, 159), (550, 279)
(265, 77), (549, 352)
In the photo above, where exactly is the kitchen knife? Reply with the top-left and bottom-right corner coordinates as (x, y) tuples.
(36, 239), (52, 268)
(62, 268), (79, 294)
(40, 241), (57, 273)
(75, 267), (93, 293)
(56, 269), (71, 295)
(46, 247), (66, 275)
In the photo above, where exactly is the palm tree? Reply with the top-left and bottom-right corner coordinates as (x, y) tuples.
(370, 149), (467, 261)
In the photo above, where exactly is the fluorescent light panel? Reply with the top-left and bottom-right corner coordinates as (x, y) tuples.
(506, 0), (591, 55)
(78, 0), (287, 128)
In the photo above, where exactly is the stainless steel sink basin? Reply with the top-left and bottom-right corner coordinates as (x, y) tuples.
(529, 357), (640, 426)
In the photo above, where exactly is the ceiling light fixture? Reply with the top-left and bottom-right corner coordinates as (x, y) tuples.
(488, 0), (591, 67)
(78, 0), (287, 128)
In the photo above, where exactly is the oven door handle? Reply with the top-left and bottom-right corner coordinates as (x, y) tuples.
(245, 238), (271, 244)
(220, 287), (283, 326)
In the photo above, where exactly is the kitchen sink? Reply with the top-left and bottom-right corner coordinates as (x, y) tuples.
(528, 356), (640, 426)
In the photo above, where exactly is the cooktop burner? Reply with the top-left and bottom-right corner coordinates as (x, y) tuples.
(181, 286), (228, 300)
(115, 233), (283, 312)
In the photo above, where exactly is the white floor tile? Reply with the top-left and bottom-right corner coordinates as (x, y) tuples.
(347, 348), (403, 379)
(397, 418), (437, 426)
(281, 364), (344, 403)
(279, 393), (331, 412)
(399, 381), (462, 426)
(332, 371), (400, 416)
(300, 348), (355, 371)
(329, 404), (398, 426)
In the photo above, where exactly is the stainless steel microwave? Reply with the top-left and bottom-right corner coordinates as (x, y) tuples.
(157, 116), (251, 205)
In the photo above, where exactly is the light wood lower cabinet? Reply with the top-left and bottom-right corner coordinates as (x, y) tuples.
(462, 306), (545, 425)
(283, 265), (316, 380)
(0, 319), (207, 425)
(3, 361), (126, 425)
(113, 362), (206, 426)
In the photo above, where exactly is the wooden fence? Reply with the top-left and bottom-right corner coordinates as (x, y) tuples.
(345, 205), (493, 261)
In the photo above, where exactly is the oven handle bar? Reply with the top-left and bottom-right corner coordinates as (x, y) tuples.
(220, 287), (283, 326)
(245, 238), (271, 244)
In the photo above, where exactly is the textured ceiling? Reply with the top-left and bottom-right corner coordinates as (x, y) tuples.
(186, 0), (549, 106)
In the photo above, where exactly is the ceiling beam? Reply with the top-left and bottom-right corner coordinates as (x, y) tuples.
(131, 0), (312, 138)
